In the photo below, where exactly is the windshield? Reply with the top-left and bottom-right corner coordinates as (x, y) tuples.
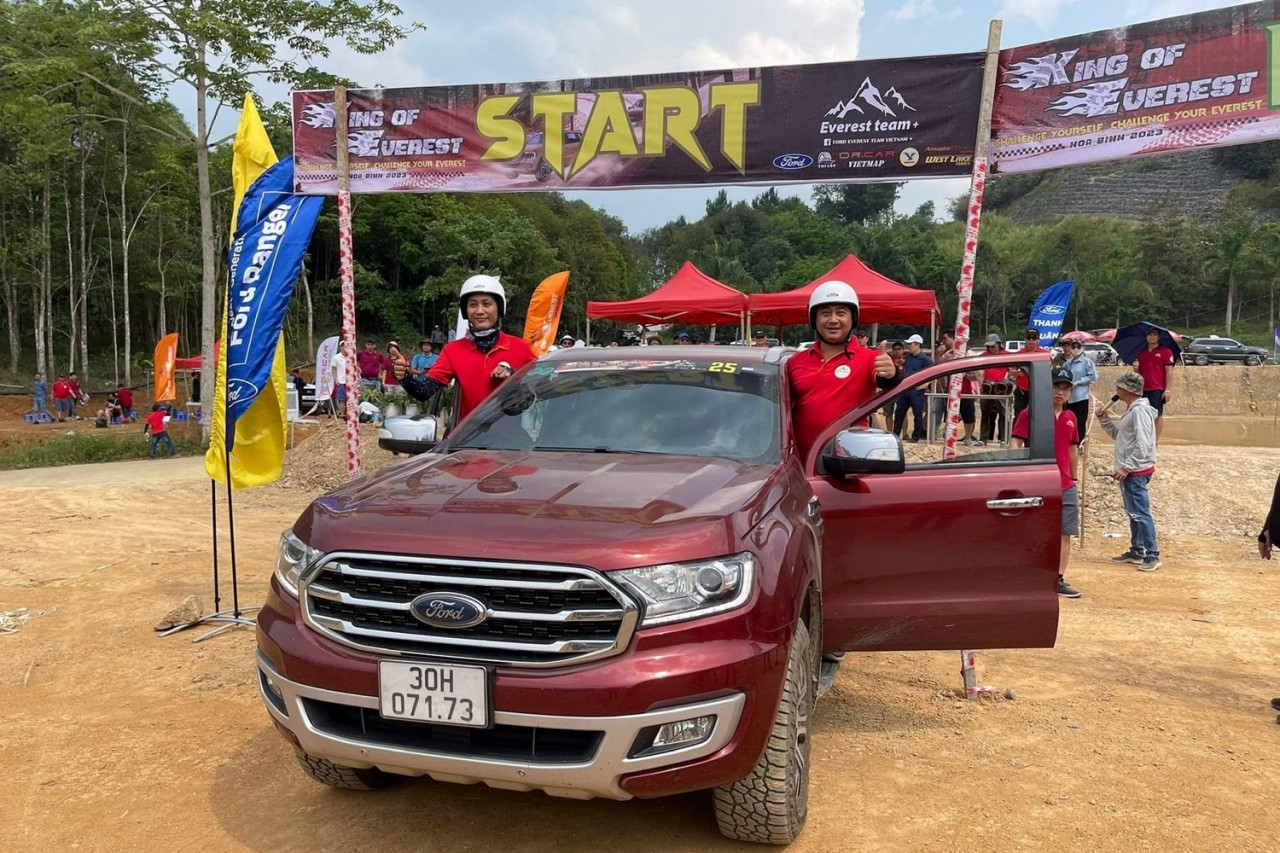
(445, 359), (781, 463)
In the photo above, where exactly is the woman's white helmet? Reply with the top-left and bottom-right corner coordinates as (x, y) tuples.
(460, 274), (506, 318)
(808, 280), (860, 330)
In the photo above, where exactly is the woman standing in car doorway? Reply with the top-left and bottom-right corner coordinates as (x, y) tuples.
(394, 274), (536, 422)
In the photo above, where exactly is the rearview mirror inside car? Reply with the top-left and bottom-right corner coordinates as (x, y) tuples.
(821, 428), (905, 476)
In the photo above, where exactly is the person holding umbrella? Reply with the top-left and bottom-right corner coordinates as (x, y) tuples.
(1113, 323), (1178, 443)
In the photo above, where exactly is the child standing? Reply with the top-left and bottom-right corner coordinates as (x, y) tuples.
(1010, 368), (1083, 598)
(32, 373), (52, 419)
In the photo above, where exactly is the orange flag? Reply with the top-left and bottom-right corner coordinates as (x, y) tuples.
(522, 271), (570, 357)
(154, 333), (179, 402)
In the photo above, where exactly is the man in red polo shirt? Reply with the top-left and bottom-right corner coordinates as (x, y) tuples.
(396, 275), (536, 422)
(1133, 326), (1174, 441)
(979, 334), (1010, 444)
(787, 280), (900, 460)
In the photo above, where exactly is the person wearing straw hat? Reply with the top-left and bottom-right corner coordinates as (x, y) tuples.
(1095, 371), (1161, 572)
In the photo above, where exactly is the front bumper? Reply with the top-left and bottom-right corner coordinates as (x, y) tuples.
(257, 580), (790, 800)
(258, 651), (745, 800)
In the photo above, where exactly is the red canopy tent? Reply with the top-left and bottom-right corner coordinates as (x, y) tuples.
(586, 261), (747, 338)
(174, 339), (220, 370)
(746, 254), (939, 328)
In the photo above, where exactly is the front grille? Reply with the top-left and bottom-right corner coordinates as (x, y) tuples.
(301, 698), (602, 763)
(301, 554), (638, 668)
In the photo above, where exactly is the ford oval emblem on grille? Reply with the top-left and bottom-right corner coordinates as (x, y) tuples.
(409, 592), (489, 629)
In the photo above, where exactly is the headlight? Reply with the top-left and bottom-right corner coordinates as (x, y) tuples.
(615, 553), (756, 627)
(273, 530), (318, 598)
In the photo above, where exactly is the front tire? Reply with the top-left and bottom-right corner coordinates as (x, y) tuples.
(293, 748), (394, 790)
(1245, 355), (1261, 366)
(714, 620), (814, 845)
(1194, 354), (1210, 366)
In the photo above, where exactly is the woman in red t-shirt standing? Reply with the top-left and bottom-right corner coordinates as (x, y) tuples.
(395, 275), (535, 424)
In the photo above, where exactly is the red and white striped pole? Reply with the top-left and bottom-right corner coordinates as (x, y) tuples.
(334, 86), (361, 479)
(955, 20), (1003, 700)
(942, 157), (988, 461)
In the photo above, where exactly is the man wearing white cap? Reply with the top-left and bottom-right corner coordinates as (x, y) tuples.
(892, 333), (933, 442)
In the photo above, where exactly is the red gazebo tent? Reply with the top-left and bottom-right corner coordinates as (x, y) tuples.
(746, 254), (939, 329)
(586, 261), (747, 339)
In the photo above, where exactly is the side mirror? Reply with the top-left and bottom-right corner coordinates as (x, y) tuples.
(821, 427), (905, 476)
(378, 414), (440, 456)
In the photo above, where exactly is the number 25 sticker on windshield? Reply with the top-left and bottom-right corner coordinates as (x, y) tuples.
(709, 362), (738, 374)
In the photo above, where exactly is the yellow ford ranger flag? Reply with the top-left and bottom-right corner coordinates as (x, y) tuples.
(205, 94), (288, 489)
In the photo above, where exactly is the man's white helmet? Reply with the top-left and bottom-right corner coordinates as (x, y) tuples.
(808, 279), (860, 329)
(460, 274), (506, 318)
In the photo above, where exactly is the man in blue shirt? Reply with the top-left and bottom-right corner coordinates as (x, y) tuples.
(411, 340), (438, 375)
(1061, 338), (1098, 444)
(892, 333), (934, 442)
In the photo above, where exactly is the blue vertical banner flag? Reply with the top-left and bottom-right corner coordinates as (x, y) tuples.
(223, 156), (324, 450)
(1027, 281), (1075, 346)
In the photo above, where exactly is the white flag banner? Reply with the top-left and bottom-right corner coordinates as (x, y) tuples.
(315, 335), (340, 400)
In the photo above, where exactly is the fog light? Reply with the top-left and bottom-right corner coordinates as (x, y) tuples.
(653, 715), (715, 749)
(630, 715), (716, 758)
(260, 670), (287, 716)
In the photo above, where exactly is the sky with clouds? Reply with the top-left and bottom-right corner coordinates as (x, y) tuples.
(199, 0), (1240, 233)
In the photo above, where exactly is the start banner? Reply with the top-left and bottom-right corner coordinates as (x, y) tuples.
(291, 54), (984, 194)
(993, 1), (1280, 173)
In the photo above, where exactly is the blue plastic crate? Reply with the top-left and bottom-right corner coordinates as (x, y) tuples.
(23, 413), (36, 424)
(174, 411), (188, 422)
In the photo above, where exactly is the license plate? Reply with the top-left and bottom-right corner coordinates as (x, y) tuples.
(377, 661), (490, 728)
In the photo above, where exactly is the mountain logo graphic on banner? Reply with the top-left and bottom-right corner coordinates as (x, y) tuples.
(825, 78), (917, 118)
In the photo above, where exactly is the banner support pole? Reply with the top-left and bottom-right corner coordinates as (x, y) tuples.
(953, 18), (1003, 702)
(335, 86), (362, 480)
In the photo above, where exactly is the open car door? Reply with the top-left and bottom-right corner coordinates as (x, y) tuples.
(807, 353), (1061, 653)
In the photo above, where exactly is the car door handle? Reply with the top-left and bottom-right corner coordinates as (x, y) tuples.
(986, 497), (1044, 510)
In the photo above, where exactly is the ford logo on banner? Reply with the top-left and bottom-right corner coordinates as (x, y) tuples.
(1027, 280), (1075, 346)
(773, 153), (814, 170)
(409, 592), (489, 629)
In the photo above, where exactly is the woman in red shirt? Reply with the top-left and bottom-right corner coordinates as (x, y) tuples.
(397, 275), (535, 423)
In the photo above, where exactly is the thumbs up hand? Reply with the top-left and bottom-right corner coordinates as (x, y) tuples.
(874, 343), (896, 379)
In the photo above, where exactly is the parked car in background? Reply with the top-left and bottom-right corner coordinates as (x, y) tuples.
(1081, 342), (1120, 366)
(1182, 336), (1271, 366)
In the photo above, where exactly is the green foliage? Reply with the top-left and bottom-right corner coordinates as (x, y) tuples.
(0, 429), (203, 470)
(811, 183), (902, 224)
(1212, 140), (1280, 180)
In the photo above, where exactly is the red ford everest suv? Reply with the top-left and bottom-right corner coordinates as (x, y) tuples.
(257, 345), (1061, 844)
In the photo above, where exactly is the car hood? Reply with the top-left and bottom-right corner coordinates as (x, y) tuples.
(300, 449), (785, 571)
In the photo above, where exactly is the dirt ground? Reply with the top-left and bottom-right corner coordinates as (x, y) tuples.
(4, 429), (1280, 850)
